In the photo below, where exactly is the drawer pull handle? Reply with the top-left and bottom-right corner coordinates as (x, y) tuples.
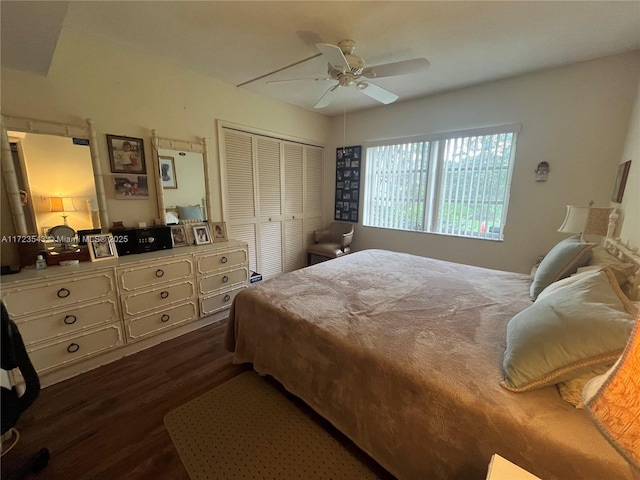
(155, 269), (165, 278)
(223, 294), (231, 302)
(57, 288), (71, 298)
(221, 256), (228, 264)
(160, 291), (169, 299)
(64, 315), (77, 325)
(161, 314), (170, 323)
(67, 343), (80, 353)
(222, 275), (229, 283)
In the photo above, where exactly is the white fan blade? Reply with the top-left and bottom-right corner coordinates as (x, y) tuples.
(316, 43), (350, 70)
(362, 58), (430, 79)
(357, 82), (399, 104)
(314, 84), (340, 109)
(267, 77), (332, 85)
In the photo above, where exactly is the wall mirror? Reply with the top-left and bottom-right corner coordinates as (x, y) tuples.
(151, 130), (212, 228)
(1, 116), (109, 239)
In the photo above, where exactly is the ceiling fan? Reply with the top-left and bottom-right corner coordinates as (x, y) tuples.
(267, 39), (430, 109)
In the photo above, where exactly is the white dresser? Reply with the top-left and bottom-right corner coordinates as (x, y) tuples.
(1, 240), (248, 386)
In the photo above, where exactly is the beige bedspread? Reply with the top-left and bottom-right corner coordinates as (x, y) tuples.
(225, 249), (637, 480)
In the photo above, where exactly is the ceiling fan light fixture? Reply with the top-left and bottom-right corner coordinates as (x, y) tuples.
(339, 75), (355, 87)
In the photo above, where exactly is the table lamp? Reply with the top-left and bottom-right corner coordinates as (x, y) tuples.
(557, 204), (614, 241)
(48, 196), (77, 251)
(49, 196), (76, 226)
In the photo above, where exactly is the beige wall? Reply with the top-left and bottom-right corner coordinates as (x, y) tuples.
(327, 51), (640, 273)
(615, 78), (640, 245)
(1, 26), (331, 264)
(2, 25), (638, 273)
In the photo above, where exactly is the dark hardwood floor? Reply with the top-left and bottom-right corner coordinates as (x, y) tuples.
(2, 320), (394, 480)
(2, 321), (247, 480)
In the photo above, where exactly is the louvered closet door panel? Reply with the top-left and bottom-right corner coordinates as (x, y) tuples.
(260, 221), (282, 278)
(305, 146), (324, 217)
(284, 143), (304, 215)
(284, 218), (304, 272)
(224, 130), (256, 219)
(228, 223), (257, 273)
(257, 137), (282, 217)
(304, 146), (324, 252)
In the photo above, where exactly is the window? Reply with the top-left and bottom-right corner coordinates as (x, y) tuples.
(363, 124), (520, 240)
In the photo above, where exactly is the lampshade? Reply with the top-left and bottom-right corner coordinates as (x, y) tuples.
(584, 313), (640, 470)
(49, 196), (76, 227)
(49, 197), (76, 213)
(558, 205), (613, 237)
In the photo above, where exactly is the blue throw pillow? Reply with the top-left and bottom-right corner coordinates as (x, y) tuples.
(530, 235), (593, 300)
(177, 205), (203, 221)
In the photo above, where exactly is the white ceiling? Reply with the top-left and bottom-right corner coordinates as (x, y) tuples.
(2, 1), (639, 117)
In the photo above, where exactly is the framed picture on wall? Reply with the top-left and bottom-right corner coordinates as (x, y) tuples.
(159, 156), (177, 189)
(611, 160), (631, 203)
(107, 134), (147, 174)
(334, 146), (361, 222)
(112, 174), (149, 199)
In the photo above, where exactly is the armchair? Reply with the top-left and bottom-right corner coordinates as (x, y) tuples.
(307, 222), (354, 265)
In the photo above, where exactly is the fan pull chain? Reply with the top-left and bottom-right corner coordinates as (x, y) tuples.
(342, 104), (347, 153)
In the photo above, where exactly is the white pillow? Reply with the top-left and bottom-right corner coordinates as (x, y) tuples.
(165, 210), (180, 224)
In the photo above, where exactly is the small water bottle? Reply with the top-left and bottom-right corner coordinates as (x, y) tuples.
(36, 254), (47, 270)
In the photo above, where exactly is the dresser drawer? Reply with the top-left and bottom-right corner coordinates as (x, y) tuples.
(118, 258), (194, 292)
(121, 280), (195, 318)
(199, 267), (248, 295)
(16, 299), (120, 346)
(200, 285), (246, 316)
(125, 301), (198, 341)
(2, 272), (116, 318)
(28, 324), (124, 374)
(197, 248), (247, 275)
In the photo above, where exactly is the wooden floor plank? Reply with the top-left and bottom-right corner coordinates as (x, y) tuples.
(2, 319), (393, 480)
(2, 320), (246, 480)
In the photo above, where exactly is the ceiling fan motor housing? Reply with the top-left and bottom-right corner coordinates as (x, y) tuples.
(344, 54), (364, 74)
(337, 39), (364, 74)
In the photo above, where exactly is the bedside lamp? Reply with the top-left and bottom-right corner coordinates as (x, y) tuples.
(584, 313), (640, 471)
(49, 196), (76, 226)
(557, 204), (614, 241)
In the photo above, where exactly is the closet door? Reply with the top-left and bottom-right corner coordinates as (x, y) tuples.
(304, 146), (324, 251)
(222, 126), (323, 278)
(256, 137), (284, 278)
(222, 130), (258, 272)
(283, 143), (304, 272)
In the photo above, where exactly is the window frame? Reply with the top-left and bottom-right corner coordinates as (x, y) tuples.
(362, 123), (521, 241)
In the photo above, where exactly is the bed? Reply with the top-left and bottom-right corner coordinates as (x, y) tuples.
(225, 244), (640, 480)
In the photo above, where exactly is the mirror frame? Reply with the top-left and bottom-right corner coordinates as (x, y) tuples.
(151, 130), (212, 225)
(1, 115), (110, 235)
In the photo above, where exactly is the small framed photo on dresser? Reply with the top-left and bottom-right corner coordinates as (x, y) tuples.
(193, 225), (211, 245)
(211, 222), (228, 243)
(170, 225), (189, 247)
(87, 233), (118, 262)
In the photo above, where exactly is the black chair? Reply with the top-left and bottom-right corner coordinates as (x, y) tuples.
(1, 302), (49, 479)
